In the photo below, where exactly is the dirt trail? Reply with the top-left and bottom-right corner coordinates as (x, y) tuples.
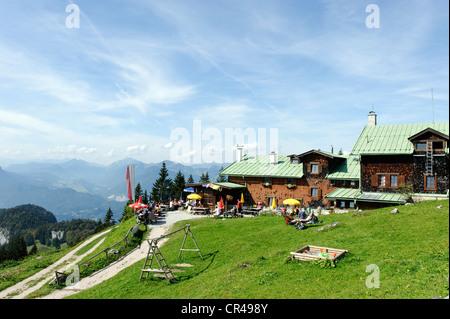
(0, 228), (111, 299)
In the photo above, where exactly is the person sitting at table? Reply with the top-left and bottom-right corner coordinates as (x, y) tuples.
(213, 205), (221, 219)
(293, 211), (315, 226)
(230, 204), (242, 218)
(237, 199), (243, 214)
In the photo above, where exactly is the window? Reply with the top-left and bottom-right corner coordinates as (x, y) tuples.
(425, 175), (437, 191)
(349, 201), (355, 208)
(415, 140), (446, 152)
(378, 175), (386, 187)
(287, 178), (294, 185)
(350, 181), (356, 186)
(390, 175), (398, 187)
(433, 141), (445, 151)
(263, 177), (271, 184)
(415, 142), (427, 150)
(291, 159), (299, 164)
(204, 189), (213, 205)
(340, 180), (346, 186)
(311, 188), (319, 197)
(340, 201), (345, 208)
(311, 164), (319, 173)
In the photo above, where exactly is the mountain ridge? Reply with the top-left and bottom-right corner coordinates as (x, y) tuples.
(1, 158), (229, 221)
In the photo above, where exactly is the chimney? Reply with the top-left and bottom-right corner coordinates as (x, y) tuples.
(235, 144), (244, 162)
(270, 151), (277, 165)
(368, 111), (377, 126)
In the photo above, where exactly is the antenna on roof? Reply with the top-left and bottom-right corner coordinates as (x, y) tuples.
(431, 88), (435, 124)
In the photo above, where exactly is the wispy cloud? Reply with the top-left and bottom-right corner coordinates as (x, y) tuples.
(0, 0), (447, 166)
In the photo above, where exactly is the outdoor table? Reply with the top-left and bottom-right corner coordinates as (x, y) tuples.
(242, 207), (262, 216)
(191, 207), (209, 215)
(159, 205), (169, 212)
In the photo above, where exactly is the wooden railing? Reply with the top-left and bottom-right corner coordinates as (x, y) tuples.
(77, 222), (140, 275)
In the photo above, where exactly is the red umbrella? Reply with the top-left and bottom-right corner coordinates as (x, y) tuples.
(129, 197), (148, 210)
(128, 202), (142, 210)
(219, 197), (224, 210)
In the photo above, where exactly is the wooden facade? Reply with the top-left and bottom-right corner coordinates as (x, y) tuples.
(185, 182), (246, 212)
(225, 151), (348, 209)
(361, 155), (413, 193)
(215, 118), (449, 210)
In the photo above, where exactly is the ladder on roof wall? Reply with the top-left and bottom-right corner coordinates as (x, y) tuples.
(426, 141), (433, 175)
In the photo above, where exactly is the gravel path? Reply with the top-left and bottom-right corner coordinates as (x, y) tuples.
(0, 228), (112, 299)
(39, 210), (206, 299)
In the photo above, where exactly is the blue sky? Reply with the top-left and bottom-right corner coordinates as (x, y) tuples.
(0, 0), (448, 166)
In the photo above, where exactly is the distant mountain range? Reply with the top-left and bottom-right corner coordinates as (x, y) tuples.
(0, 159), (227, 221)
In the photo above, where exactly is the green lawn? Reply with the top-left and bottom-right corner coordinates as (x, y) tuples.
(68, 200), (448, 299)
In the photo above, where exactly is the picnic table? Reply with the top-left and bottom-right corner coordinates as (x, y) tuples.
(191, 207), (210, 215)
(159, 204), (169, 212)
(241, 206), (262, 216)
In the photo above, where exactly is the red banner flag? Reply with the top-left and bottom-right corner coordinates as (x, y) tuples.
(126, 165), (132, 201)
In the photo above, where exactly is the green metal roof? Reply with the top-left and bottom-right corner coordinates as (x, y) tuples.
(358, 192), (407, 204)
(212, 182), (246, 189)
(351, 122), (449, 155)
(325, 188), (361, 200)
(220, 154), (304, 178)
(326, 156), (360, 180)
(326, 188), (407, 204)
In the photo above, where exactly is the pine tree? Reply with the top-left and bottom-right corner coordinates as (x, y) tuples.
(172, 170), (186, 200)
(94, 219), (104, 232)
(187, 174), (194, 184)
(151, 162), (172, 203)
(103, 208), (115, 227)
(52, 238), (61, 250)
(29, 244), (38, 255)
(143, 190), (149, 204)
(135, 183), (143, 202)
(0, 244), (7, 263)
(7, 235), (28, 261)
(199, 172), (210, 183)
(216, 166), (228, 182)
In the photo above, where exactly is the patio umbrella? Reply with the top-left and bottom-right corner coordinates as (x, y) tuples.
(219, 197), (224, 210)
(187, 193), (202, 200)
(283, 199), (301, 206)
(240, 193), (245, 204)
(128, 196), (148, 210)
(128, 202), (148, 210)
(271, 197), (277, 209)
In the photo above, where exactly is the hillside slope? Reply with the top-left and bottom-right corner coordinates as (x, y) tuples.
(67, 200), (449, 299)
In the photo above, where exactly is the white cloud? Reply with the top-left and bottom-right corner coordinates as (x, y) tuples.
(126, 145), (147, 153)
(0, 108), (66, 136)
(163, 142), (173, 149)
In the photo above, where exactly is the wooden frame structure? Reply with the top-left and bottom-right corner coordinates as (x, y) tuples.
(140, 224), (203, 284)
(290, 245), (347, 262)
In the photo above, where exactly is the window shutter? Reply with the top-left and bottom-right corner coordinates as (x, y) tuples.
(398, 175), (405, 186)
(318, 189), (322, 197)
(385, 175), (391, 188)
(371, 175), (378, 187)
(307, 164), (311, 173)
(318, 165), (323, 174)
